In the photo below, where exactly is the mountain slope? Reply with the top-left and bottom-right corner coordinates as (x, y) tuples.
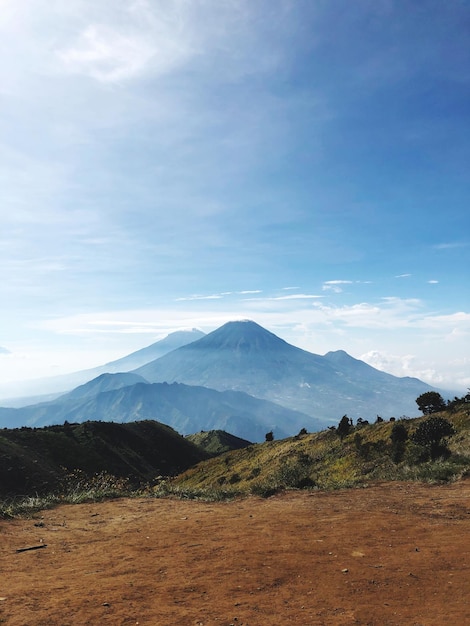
(101, 329), (205, 372)
(61, 372), (149, 401)
(0, 380), (316, 442)
(173, 407), (470, 494)
(135, 320), (437, 422)
(186, 430), (253, 455)
(0, 329), (205, 405)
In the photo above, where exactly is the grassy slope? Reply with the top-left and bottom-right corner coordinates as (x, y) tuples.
(186, 430), (252, 455)
(171, 407), (470, 496)
(0, 420), (209, 497)
(2, 406), (469, 518)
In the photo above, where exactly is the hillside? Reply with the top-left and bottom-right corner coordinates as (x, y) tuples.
(172, 405), (470, 496)
(186, 429), (252, 455)
(0, 419), (209, 498)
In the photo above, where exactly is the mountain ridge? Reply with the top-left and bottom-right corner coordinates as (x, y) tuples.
(0, 329), (205, 405)
(134, 320), (439, 421)
(0, 379), (317, 441)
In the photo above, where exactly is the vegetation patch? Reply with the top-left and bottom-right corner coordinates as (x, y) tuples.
(1, 393), (469, 515)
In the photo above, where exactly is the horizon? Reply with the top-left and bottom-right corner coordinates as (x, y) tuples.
(0, 319), (463, 399)
(0, 1), (469, 394)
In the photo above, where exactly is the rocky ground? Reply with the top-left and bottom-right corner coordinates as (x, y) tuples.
(1, 480), (469, 625)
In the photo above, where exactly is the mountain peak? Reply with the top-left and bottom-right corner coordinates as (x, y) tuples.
(324, 349), (355, 361)
(195, 320), (290, 353)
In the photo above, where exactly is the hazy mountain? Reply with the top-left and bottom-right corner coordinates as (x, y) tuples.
(0, 329), (205, 405)
(0, 380), (316, 442)
(61, 372), (149, 401)
(0, 320), (444, 438)
(135, 320), (439, 422)
(0, 373), (150, 430)
(101, 329), (205, 372)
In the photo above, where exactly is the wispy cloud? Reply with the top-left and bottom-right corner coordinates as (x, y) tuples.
(175, 294), (223, 302)
(35, 295), (469, 338)
(434, 242), (469, 250)
(58, 24), (158, 82)
(0, 1), (468, 394)
(322, 280), (353, 293)
(323, 280), (353, 285)
(247, 294), (323, 301)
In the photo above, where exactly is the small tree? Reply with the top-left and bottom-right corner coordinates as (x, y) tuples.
(337, 415), (351, 441)
(390, 422), (408, 463)
(411, 417), (455, 461)
(265, 431), (274, 442)
(416, 392), (446, 415)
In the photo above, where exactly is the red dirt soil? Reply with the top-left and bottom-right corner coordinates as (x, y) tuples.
(1, 480), (469, 626)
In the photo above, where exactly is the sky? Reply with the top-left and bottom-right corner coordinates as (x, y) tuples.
(0, 0), (469, 397)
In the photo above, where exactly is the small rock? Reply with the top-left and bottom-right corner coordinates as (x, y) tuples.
(341, 568), (349, 573)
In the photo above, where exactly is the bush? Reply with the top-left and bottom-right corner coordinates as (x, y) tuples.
(390, 423), (408, 463)
(412, 417), (455, 461)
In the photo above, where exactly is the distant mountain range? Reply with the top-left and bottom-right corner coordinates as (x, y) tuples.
(134, 320), (438, 422)
(0, 329), (205, 406)
(0, 375), (316, 441)
(0, 320), (442, 440)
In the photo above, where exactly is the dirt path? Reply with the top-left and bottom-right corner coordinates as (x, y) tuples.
(1, 481), (469, 625)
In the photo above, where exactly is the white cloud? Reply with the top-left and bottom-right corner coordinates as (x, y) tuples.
(175, 294), (223, 302)
(247, 294), (323, 301)
(33, 295), (468, 339)
(58, 24), (158, 82)
(322, 280), (353, 293)
(360, 350), (469, 392)
(434, 242), (469, 250)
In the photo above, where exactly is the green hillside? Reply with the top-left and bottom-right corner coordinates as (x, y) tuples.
(171, 406), (470, 497)
(186, 429), (252, 455)
(0, 419), (209, 498)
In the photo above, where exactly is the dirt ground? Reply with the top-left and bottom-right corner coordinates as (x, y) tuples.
(1, 480), (469, 626)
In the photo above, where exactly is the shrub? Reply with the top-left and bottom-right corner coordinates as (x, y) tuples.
(390, 423), (408, 463)
(412, 417), (455, 461)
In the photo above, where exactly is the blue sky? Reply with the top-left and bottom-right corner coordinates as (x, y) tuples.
(0, 0), (469, 396)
